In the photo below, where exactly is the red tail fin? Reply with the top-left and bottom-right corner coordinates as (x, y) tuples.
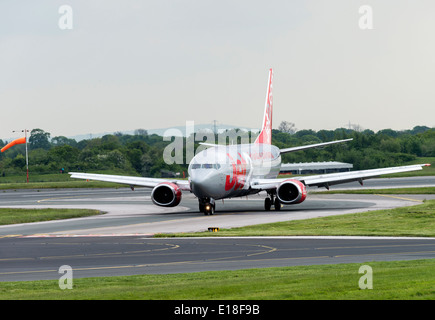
(254, 68), (273, 145)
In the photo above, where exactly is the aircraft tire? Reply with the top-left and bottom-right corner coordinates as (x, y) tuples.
(264, 198), (272, 211)
(274, 198), (281, 211)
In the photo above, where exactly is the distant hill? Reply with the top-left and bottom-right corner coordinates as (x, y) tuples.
(67, 123), (258, 141)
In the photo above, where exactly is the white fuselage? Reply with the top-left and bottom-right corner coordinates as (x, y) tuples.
(188, 143), (281, 200)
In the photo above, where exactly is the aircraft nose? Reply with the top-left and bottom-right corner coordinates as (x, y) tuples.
(191, 174), (212, 198)
(190, 171), (222, 199)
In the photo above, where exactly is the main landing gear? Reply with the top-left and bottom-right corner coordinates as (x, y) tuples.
(264, 192), (281, 211)
(199, 197), (215, 215)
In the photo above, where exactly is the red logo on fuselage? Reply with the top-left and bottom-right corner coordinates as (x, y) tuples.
(225, 153), (247, 191)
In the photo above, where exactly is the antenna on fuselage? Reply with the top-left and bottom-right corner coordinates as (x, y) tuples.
(213, 120), (217, 135)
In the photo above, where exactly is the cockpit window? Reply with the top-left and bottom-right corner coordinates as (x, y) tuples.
(191, 163), (221, 170)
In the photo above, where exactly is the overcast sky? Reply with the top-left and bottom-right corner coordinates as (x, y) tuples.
(1, 1), (434, 140)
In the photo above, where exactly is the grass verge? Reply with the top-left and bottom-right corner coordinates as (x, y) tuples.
(0, 208), (102, 225)
(1, 259), (435, 300)
(0, 172), (131, 189)
(0, 180), (125, 190)
(156, 199), (435, 237)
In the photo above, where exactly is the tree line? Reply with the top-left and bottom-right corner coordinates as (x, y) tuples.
(0, 125), (433, 178)
(274, 124), (434, 170)
(0, 129), (185, 178)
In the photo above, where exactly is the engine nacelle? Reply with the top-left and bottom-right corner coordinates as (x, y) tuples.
(276, 179), (307, 205)
(151, 182), (182, 207)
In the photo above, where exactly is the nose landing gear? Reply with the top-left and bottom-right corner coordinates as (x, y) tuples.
(199, 197), (215, 215)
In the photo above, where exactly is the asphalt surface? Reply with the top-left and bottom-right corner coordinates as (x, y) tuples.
(0, 176), (434, 281)
(0, 190), (430, 236)
(2, 236), (435, 281)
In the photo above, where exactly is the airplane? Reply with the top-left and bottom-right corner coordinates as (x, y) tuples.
(69, 68), (430, 215)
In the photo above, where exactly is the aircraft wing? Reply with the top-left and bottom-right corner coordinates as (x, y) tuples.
(69, 172), (191, 191)
(250, 164), (431, 190)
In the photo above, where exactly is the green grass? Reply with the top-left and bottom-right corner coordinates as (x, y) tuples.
(0, 171), (183, 189)
(156, 199), (435, 237)
(0, 171), (132, 189)
(0, 180), (126, 190)
(1, 259), (435, 300)
(0, 173), (76, 184)
(0, 172), (126, 189)
(383, 157), (435, 177)
(0, 208), (102, 225)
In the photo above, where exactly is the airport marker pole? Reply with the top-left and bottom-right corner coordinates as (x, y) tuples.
(25, 129), (29, 183)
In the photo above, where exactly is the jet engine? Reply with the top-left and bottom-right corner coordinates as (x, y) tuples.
(151, 182), (182, 207)
(276, 179), (307, 205)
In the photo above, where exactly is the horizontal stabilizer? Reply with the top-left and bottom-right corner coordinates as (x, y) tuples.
(279, 138), (352, 154)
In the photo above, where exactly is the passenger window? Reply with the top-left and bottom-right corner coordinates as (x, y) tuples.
(191, 164), (201, 169)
